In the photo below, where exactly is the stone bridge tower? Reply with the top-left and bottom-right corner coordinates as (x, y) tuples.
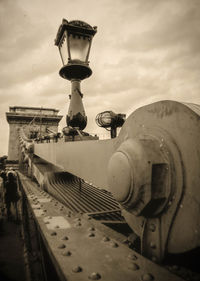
(6, 106), (63, 162)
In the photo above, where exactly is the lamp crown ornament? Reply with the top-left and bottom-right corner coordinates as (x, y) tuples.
(55, 19), (97, 131)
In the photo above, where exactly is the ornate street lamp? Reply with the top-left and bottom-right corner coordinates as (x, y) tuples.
(55, 19), (97, 131)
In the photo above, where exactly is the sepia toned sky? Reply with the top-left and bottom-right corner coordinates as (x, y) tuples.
(0, 0), (200, 156)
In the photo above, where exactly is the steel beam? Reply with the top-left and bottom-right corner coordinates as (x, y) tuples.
(18, 172), (184, 281)
(34, 139), (116, 189)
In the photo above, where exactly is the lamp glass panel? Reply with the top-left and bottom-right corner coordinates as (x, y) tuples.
(59, 32), (68, 65)
(101, 112), (112, 126)
(69, 34), (90, 62)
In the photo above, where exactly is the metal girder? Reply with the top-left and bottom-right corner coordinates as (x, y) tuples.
(18, 172), (184, 281)
(34, 138), (116, 190)
(33, 100), (200, 262)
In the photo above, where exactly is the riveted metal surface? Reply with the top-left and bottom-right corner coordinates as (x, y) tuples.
(18, 172), (184, 281)
(32, 100), (200, 260)
(118, 100), (200, 255)
(43, 216), (71, 230)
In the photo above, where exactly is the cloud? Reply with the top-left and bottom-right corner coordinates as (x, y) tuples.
(0, 0), (200, 156)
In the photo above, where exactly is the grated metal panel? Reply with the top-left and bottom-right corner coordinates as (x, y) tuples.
(46, 177), (125, 223)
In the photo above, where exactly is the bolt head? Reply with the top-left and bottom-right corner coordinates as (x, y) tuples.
(72, 266), (82, 273)
(88, 232), (95, 237)
(127, 253), (137, 260)
(141, 273), (154, 281)
(62, 250), (71, 256)
(62, 236), (69, 241)
(88, 227), (95, 231)
(102, 236), (110, 242)
(122, 238), (129, 244)
(89, 272), (101, 280)
(110, 241), (118, 248)
(50, 231), (57, 236)
(128, 263), (139, 271)
(58, 244), (66, 249)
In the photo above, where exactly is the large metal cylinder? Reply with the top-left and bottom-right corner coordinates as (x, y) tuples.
(107, 100), (200, 261)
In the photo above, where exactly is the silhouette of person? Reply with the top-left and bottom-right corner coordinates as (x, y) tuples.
(4, 171), (19, 220)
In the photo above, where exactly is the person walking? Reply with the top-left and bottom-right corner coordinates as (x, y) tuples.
(4, 171), (20, 221)
(0, 170), (7, 214)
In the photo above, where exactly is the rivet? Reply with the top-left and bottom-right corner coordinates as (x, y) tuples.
(110, 241), (118, 248)
(72, 266), (82, 273)
(58, 244), (66, 249)
(150, 242), (156, 249)
(88, 272), (101, 280)
(55, 225), (60, 229)
(88, 227), (95, 231)
(141, 273), (154, 281)
(88, 232), (95, 237)
(75, 222), (82, 227)
(62, 250), (71, 256)
(43, 209), (47, 212)
(45, 221), (50, 224)
(127, 253), (137, 260)
(128, 263), (139, 271)
(50, 231), (57, 236)
(102, 236), (110, 242)
(149, 224), (156, 232)
(62, 236), (69, 241)
(122, 239), (129, 244)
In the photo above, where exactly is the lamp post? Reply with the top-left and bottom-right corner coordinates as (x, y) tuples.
(55, 19), (97, 131)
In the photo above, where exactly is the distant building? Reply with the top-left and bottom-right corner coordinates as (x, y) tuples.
(6, 106), (63, 161)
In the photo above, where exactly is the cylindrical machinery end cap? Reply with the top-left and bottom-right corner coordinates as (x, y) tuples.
(107, 151), (132, 202)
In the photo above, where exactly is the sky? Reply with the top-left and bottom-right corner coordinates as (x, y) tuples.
(0, 0), (200, 156)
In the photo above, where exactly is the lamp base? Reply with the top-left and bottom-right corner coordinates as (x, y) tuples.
(59, 63), (92, 80)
